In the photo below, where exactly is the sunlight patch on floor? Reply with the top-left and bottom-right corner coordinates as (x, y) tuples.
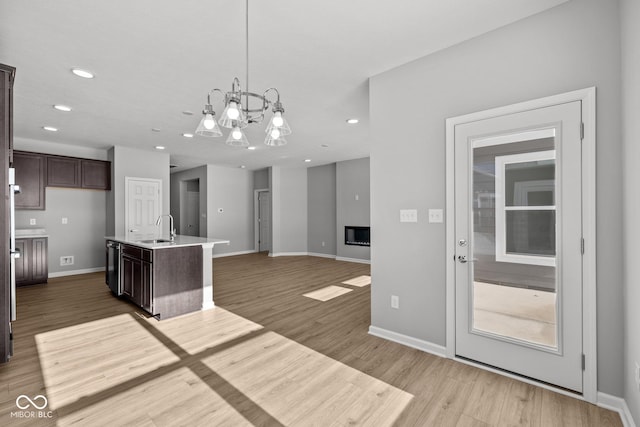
(35, 314), (180, 410)
(146, 307), (263, 355)
(202, 330), (414, 426)
(342, 275), (371, 287)
(56, 367), (252, 426)
(303, 285), (353, 301)
(34, 307), (411, 426)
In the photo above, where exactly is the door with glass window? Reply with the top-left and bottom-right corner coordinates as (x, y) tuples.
(454, 101), (583, 392)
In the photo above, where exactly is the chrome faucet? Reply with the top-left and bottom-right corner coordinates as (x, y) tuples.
(155, 214), (176, 240)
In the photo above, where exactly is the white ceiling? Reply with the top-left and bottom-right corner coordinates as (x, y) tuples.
(0, 0), (567, 172)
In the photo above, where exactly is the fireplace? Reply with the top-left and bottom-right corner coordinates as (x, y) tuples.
(344, 226), (370, 247)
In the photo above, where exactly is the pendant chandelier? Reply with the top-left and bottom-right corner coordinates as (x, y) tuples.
(195, 0), (291, 147)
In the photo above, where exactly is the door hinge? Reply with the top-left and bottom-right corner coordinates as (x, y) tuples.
(580, 122), (585, 140)
(582, 354), (586, 371)
(581, 238), (585, 255)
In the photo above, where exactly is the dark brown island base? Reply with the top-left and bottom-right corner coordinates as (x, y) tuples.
(105, 235), (229, 319)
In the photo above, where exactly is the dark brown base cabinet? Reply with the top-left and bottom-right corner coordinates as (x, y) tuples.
(119, 244), (202, 319)
(15, 237), (48, 286)
(121, 245), (152, 313)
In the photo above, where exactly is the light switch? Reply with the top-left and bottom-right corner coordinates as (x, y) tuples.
(428, 209), (443, 223)
(400, 209), (418, 223)
(62, 217), (68, 224)
(29, 218), (36, 225)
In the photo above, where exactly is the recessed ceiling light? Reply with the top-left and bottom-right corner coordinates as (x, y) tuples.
(53, 104), (72, 112)
(155, 146), (165, 150)
(304, 159), (311, 163)
(247, 146), (257, 150)
(71, 68), (95, 79)
(151, 128), (161, 132)
(346, 118), (359, 124)
(182, 111), (194, 116)
(321, 144), (329, 148)
(182, 133), (194, 138)
(43, 126), (58, 132)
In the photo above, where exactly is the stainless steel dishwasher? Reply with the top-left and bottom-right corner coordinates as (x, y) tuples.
(106, 240), (122, 295)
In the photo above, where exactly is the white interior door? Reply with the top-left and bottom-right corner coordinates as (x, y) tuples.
(125, 177), (161, 241)
(454, 101), (584, 392)
(258, 191), (271, 252)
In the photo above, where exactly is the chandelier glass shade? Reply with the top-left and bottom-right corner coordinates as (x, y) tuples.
(195, 0), (291, 146)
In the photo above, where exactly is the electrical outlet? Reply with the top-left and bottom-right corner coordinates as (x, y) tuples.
(29, 218), (36, 225)
(321, 241), (325, 247)
(61, 217), (68, 224)
(60, 256), (74, 266)
(428, 209), (444, 223)
(391, 295), (399, 309)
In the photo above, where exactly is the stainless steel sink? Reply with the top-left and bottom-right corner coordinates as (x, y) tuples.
(138, 239), (173, 244)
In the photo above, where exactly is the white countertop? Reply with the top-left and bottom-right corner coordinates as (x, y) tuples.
(105, 235), (230, 249)
(15, 228), (48, 238)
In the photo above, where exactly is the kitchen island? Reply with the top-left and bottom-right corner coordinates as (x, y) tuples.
(105, 235), (229, 319)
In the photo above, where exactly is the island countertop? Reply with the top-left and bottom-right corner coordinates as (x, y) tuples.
(105, 235), (230, 249)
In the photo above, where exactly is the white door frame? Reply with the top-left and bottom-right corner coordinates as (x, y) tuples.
(445, 87), (597, 403)
(124, 177), (163, 239)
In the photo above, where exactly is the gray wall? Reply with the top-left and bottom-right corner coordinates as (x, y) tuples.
(269, 166), (308, 255)
(307, 163), (336, 256)
(14, 138), (108, 275)
(370, 0), (623, 396)
(15, 188), (106, 275)
(207, 165), (254, 255)
(336, 158), (370, 261)
(170, 166), (208, 237)
(107, 146), (170, 237)
(253, 168), (269, 190)
(279, 168), (308, 254)
(621, 0), (640, 422)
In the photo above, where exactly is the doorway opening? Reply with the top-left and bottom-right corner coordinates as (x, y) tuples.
(180, 179), (200, 237)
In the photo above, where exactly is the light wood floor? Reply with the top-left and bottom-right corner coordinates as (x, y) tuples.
(0, 253), (622, 426)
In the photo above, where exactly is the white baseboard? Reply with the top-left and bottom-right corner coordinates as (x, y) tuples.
(307, 252), (337, 259)
(269, 252), (309, 257)
(368, 326), (447, 357)
(336, 256), (371, 265)
(212, 249), (256, 259)
(49, 267), (104, 278)
(598, 392), (637, 427)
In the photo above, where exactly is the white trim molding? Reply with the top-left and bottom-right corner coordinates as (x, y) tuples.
(269, 252), (309, 257)
(597, 393), (637, 427)
(307, 252), (337, 259)
(335, 256), (371, 264)
(49, 267), (105, 278)
(445, 87), (598, 403)
(368, 326), (447, 358)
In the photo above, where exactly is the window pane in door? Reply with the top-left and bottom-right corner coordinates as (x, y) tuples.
(505, 210), (556, 256)
(472, 135), (557, 349)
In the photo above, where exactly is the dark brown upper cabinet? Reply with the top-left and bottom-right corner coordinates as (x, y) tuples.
(13, 152), (46, 210)
(81, 159), (111, 190)
(47, 155), (81, 188)
(13, 151), (111, 210)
